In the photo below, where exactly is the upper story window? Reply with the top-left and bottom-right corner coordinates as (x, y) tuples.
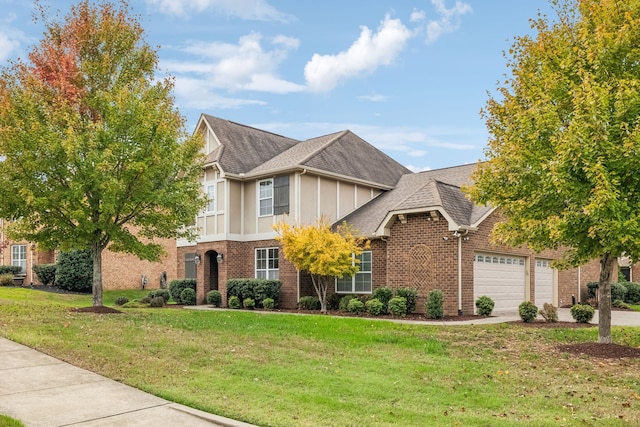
(258, 176), (289, 217)
(336, 251), (372, 293)
(12, 244), (27, 273)
(206, 184), (215, 212)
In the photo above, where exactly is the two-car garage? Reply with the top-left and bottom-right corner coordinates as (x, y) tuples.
(473, 253), (555, 313)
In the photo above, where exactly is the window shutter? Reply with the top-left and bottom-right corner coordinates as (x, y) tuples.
(273, 176), (289, 215)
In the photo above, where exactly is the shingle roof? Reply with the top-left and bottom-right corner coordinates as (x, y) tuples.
(201, 115), (300, 174)
(340, 164), (493, 236)
(203, 115), (410, 188)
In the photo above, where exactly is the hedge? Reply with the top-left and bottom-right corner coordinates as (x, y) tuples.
(227, 278), (281, 308)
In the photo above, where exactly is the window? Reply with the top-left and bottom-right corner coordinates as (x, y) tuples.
(256, 248), (279, 279)
(258, 179), (273, 216)
(336, 251), (372, 293)
(184, 253), (196, 279)
(12, 245), (27, 273)
(206, 184), (215, 212)
(258, 176), (289, 216)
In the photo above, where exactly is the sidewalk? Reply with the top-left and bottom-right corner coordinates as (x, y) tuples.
(2, 308), (639, 426)
(0, 338), (255, 427)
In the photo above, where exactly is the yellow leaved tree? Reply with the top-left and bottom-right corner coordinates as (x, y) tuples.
(274, 219), (369, 312)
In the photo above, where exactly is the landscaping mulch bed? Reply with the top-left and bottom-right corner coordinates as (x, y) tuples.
(557, 343), (640, 359)
(70, 306), (123, 314)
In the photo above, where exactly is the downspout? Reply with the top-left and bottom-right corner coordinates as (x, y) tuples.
(458, 235), (462, 316)
(577, 266), (581, 304)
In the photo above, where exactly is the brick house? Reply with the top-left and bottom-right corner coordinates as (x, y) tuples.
(1, 219), (176, 290)
(179, 114), (615, 315)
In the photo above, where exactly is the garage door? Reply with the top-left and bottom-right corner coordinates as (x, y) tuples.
(534, 259), (554, 307)
(474, 253), (526, 313)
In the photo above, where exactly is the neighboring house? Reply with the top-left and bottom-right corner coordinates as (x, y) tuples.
(175, 114), (612, 314)
(0, 220), (176, 290)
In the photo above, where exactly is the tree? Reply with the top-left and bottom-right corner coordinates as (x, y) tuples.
(0, 1), (206, 306)
(467, 0), (640, 343)
(274, 219), (369, 312)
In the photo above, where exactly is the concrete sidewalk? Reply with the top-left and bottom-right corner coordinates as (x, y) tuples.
(0, 338), (255, 427)
(2, 308), (639, 427)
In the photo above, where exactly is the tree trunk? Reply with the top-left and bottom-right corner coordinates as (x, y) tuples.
(92, 243), (104, 307)
(311, 274), (329, 313)
(598, 254), (614, 344)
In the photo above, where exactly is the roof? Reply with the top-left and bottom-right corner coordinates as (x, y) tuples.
(202, 114), (411, 188)
(201, 115), (299, 175)
(340, 164), (493, 237)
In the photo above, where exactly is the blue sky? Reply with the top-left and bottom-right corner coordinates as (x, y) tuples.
(0, 0), (555, 171)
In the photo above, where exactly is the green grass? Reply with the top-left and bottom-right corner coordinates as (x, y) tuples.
(0, 414), (25, 427)
(1, 287), (640, 426)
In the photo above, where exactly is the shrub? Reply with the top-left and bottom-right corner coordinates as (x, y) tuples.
(169, 279), (196, 304)
(425, 289), (444, 319)
(150, 296), (165, 307)
(140, 296), (152, 304)
(586, 282), (599, 299)
(538, 303), (558, 323)
(388, 296), (407, 317)
(570, 304), (595, 323)
(612, 282), (628, 303)
(33, 264), (56, 286)
(243, 297), (256, 309)
(347, 298), (365, 315)
(262, 297), (275, 310)
(0, 266), (22, 275)
(624, 282), (640, 304)
(395, 288), (418, 313)
(365, 298), (384, 316)
(228, 295), (241, 309)
(0, 273), (13, 287)
(56, 250), (93, 293)
(327, 293), (342, 310)
(180, 288), (197, 306)
(122, 299), (148, 308)
(372, 287), (394, 312)
(114, 296), (129, 306)
(149, 289), (171, 303)
(475, 295), (495, 316)
(518, 301), (538, 323)
(338, 295), (355, 312)
(206, 290), (222, 307)
(298, 296), (320, 310)
(613, 299), (631, 309)
(227, 278), (282, 307)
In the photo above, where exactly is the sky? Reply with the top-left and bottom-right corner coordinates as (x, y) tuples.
(0, 0), (557, 172)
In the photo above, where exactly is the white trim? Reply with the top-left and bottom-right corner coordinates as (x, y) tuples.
(335, 251), (373, 294)
(255, 247), (279, 280)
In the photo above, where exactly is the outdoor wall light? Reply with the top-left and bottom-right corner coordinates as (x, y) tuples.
(216, 253), (224, 263)
(194, 254), (201, 265)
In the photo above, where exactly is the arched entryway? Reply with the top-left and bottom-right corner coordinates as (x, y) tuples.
(204, 250), (220, 294)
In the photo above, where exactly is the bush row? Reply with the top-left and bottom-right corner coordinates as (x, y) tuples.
(227, 279), (281, 309)
(587, 281), (640, 305)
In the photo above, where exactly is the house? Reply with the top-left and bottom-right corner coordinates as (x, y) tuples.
(0, 219), (176, 290)
(181, 114), (610, 314)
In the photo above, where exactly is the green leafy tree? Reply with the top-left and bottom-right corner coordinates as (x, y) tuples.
(275, 219), (369, 312)
(467, 0), (640, 343)
(0, 1), (206, 306)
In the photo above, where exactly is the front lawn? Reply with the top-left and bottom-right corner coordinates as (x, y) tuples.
(1, 287), (639, 426)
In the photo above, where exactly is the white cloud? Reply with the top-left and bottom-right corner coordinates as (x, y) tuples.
(358, 94), (389, 102)
(146, 0), (294, 22)
(410, 9), (426, 23)
(162, 32), (305, 94)
(0, 32), (19, 63)
(172, 77), (267, 109)
(425, 0), (472, 44)
(304, 14), (412, 93)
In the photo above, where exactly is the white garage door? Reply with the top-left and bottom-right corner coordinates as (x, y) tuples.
(474, 253), (526, 313)
(535, 259), (554, 307)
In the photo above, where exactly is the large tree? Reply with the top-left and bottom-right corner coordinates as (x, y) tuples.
(0, 1), (206, 306)
(467, 0), (640, 343)
(274, 219), (369, 313)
